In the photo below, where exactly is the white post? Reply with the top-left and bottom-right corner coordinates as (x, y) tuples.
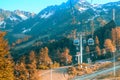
(112, 8), (116, 77)
(113, 9), (115, 21)
(80, 34), (83, 64)
(113, 52), (116, 77)
(78, 55), (80, 64)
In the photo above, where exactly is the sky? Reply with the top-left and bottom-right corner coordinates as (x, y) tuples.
(0, 0), (119, 13)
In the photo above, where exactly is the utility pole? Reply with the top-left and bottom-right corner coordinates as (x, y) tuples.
(113, 8), (116, 77)
(74, 33), (83, 65)
(80, 34), (83, 64)
(77, 53), (80, 64)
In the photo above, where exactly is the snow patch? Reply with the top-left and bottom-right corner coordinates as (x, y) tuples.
(78, 7), (88, 12)
(78, 0), (86, 4)
(40, 12), (54, 18)
(103, 8), (108, 12)
(0, 21), (6, 28)
(9, 16), (18, 21)
(92, 4), (100, 7)
(22, 28), (31, 33)
(18, 13), (28, 20)
(0, 21), (4, 25)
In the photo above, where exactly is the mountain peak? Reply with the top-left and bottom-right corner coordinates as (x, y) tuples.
(67, 0), (91, 12)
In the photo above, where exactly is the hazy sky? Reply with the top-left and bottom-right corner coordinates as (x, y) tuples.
(0, 0), (119, 13)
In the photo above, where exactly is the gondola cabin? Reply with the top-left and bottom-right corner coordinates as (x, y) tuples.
(73, 39), (79, 46)
(88, 38), (94, 45)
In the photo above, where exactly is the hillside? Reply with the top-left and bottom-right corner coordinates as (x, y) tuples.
(1, 0), (119, 45)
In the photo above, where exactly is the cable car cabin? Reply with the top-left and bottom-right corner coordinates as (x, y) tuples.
(88, 38), (94, 45)
(73, 39), (79, 46)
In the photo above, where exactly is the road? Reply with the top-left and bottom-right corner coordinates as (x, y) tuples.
(38, 66), (70, 80)
(72, 65), (120, 80)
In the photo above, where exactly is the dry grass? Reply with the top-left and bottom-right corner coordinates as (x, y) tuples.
(67, 62), (112, 78)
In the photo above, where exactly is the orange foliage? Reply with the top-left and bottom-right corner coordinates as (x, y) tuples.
(104, 39), (116, 52)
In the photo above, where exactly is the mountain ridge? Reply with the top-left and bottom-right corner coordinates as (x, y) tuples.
(0, 0), (120, 45)
(0, 9), (36, 30)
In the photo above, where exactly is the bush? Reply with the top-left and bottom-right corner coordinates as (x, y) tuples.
(38, 65), (49, 70)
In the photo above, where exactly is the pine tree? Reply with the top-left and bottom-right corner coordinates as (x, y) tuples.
(0, 31), (14, 80)
(95, 46), (101, 56)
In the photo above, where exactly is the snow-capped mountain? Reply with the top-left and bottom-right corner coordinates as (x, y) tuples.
(14, 10), (35, 20)
(0, 9), (36, 30)
(1, 0), (120, 45)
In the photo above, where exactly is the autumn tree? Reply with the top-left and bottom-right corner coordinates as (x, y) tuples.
(95, 46), (101, 56)
(14, 62), (28, 80)
(54, 49), (61, 63)
(28, 51), (36, 67)
(60, 48), (72, 65)
(112, 28), (120, 50)
(38, 47), (52, 69)
(95, 36), (99, 45)
(27, 51), (37, 80)
(95, 46), (101, 60)
(101, 49), (106, 59)
(104, 39), (116, 53)
(104, 39), (116, 58)
(0, 31), (14, 80)
(101, 49), (106, 55)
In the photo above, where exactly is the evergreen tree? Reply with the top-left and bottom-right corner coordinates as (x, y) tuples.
(0, 31), (14, 80)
